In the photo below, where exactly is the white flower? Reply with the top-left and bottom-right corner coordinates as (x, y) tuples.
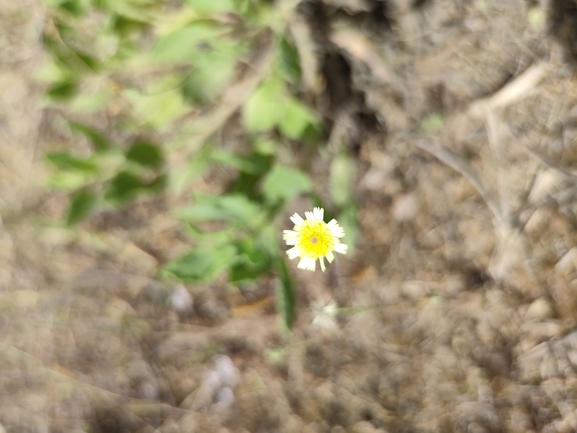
(283, 207), (347, 272)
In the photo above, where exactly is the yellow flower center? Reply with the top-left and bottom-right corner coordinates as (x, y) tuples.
(298, 221), (334, 259)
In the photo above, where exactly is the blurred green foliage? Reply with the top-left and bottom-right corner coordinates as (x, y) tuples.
(41, 0), (358, 329)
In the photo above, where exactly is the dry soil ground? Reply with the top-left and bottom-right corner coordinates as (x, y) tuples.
(5, 0), (577, 432)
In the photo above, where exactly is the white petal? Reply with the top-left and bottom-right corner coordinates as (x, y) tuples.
(327, 220), (345, 237)
(313, 207), (324, 221)
(305, 211), (314, 221)
(298, 257), (316, 271)
(326, 251), (335, 263)
(283, 230), (298, 245)
(290, 213), (305, 227)
(287, 247), (301, 260)
(319, 257), (326, 272)
(334, 242), (347, 254)
(312, 315), (338, 331)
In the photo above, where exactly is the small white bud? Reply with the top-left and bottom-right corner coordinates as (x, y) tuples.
(311, 298), (339, 332)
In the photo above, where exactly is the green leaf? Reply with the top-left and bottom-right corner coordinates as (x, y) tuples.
(330, 153), (355, 207)
(66, 189), (96, 225)
(211, 151), (266, 175)
(257, 223), (279, 257)
(276, 258), (296, 329)
(163, 245), (238, 282)
(152, 24), (224, 63)
(229, 236), (273, 284)
(421, 113), (445, 134)
(147, 173), (167, 193)
(177, 203), (222, 222)
(53, 21), (74, 40)
(229, 152), (274, 200)
(111, 13), (149, 37)
(262, 165), (311, 202)
(74, 50), (101, 72)
(69, 122), (111, 152)
(46, 151), (98, 172)
(229, 265), (265, 285)
(47, 79), (78, 100)
(34, 59), (67, 83)
(243, 77), (286, 132)
(104, 170), (165, 203)
(176, 194), (264, 228)
(253, 138), (277, 155)
(43, 27), (100, 73)
(171, 145), (213, 193)
(46, 171), (90, 190)
(279, 35), (301, 83)
(278, 98), (319, 140)
(56, 0), (86, 16)
(338, 204), (359, 250)
(69, 89), (112, 113)
(104, 171), (144, 203)
(42, 33), (74, 73)
(184, 0), (236, 14)
(184, 227), (235, 245)
(183, 53), (237, 105)
(125, 85), (187, 129)
(125, 140), (163, 168)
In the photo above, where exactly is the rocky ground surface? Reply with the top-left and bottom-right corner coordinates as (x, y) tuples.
(4, 0), (577, 432)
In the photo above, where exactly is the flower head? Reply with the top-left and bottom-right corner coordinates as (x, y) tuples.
(283, 207), (347, 271)
(311, 298), (338, 331)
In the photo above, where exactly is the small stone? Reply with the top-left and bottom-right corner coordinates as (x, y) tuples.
(169, 284), (193, 313)
(524, 207), (550, 233)
(215, 355), (238, 388)
(517, 341), (549, 381)
(443, 275), (466, 296)
(360, 167), (387, 191)
(540, 351), (559, 379)
(524, 298), (554, 321)
(555, 248), (577, 275)
(178, 414), (198, 433)
(213, 387), (235, 411)
(158, 417), (179, 433)
(524, 321), (564, 342)
(116, 241), (157, 273)
(282, 415), (306, 433)
(24, 394), (47, 412)
(350, 421), (388, 433)
(196, 295), (229, 323)
(553, 409), (577, 433)
(508, 407), (533, 433)
(216, 387), (234, 404)
(402, 280), (429, 299)
(528, 169), (565, 204)
(204, 370), (221, 394)
(392, 194), (419, 221)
